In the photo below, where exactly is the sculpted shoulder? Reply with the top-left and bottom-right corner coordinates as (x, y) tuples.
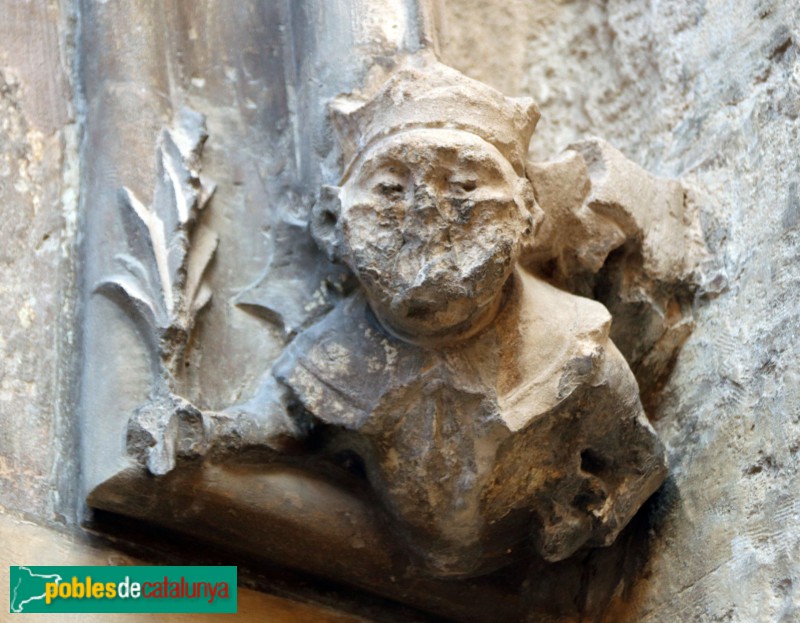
(273, 294), (421, 430)
(498, 270), (615, 431)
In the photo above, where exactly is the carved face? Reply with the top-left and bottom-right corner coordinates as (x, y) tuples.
(338, 129), (533, 342)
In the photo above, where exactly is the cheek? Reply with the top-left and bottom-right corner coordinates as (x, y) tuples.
(450, 199), (525, 255)
(341, 201), (404, 270)
(446, 200), (523, 291)
(472, 194), (525, 225)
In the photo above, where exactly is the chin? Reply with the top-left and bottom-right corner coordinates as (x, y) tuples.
(369, 277), (508, 344)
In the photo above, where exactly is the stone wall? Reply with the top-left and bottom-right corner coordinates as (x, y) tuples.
(442, 0), (799, 621)
(0, 0), (81, 528)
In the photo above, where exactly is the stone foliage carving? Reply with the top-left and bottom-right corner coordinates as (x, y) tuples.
(95, 108), (218, 476)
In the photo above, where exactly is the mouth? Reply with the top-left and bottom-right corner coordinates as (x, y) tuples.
(389, 283), (450, 320)
(404, 299), (437, 319)
(378, 272), (508, 346)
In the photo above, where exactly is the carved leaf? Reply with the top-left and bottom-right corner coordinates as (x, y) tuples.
(186, 223), (218, 314)
(235, 219), (353, 335)
(97, 109), (217, 366)
(112, 253), (167, 325)
(191, 282), (213, 316)
(94, 275), (158, 327)
(97, 109), (218, 476)
(159, 129), (195, 227)
(114, 253), (153, 292)
(198, 176), (216, 212)
(120, 185), (176, 317)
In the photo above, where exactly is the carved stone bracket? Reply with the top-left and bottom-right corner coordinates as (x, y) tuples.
(81, 3), (711, 621)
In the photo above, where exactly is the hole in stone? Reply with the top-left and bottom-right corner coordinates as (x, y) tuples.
(406, 301), (434, 319)
(320, 209), (337, 228)
(580, 448), (610, 476)
(539, 257), (558, 280)
(333, 449), (367, 479)
(572, 487), (607, 509)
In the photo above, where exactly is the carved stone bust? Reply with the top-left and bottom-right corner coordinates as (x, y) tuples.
(273, 58), (668, 577)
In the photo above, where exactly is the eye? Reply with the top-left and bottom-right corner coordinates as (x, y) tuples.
(376, 182), (405, 200)
(450, 179), (478, 194)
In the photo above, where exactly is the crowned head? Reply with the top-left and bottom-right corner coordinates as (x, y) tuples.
(313, 58), (543, 344)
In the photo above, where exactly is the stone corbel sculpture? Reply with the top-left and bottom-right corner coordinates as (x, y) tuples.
(90, 54), (708, 619)
(274, 58), (669, 576)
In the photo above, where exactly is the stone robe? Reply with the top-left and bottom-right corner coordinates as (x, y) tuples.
(274, 270), (666, 577)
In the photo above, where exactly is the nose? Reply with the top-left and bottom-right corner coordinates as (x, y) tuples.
(412, 182), (454, 222)
(414, 182), (437, 208)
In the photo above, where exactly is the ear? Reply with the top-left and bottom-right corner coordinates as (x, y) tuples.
(310, 185), (343, 262)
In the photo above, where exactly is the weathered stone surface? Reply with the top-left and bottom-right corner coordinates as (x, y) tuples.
(442, 0), (800, 620)
(524, 137), (707, 409)
(7, 0), (796, 621)
(76, 0), (443, 498)
(94, 109), (218, 476)
(88, 462), (526, 622)
(277, 58), (668, 577)
(84, 40), (679, 620)
(276, 271), (665, 573)
(0, 0), (77, 522)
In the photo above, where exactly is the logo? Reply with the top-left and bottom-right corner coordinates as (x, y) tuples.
(9, 566), (237, 613)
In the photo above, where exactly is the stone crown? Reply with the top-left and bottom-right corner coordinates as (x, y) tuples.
(331, 58), (540, 181)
